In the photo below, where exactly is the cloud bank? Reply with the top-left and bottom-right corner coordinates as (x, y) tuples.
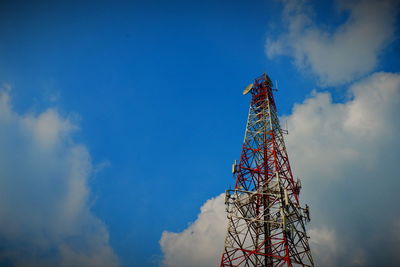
(0, 88), (118, 266)
(266, 0), (399, 86)
(284, 72), (400, 265)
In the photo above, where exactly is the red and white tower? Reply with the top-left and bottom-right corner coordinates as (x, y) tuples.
(220, 73), (314, 266)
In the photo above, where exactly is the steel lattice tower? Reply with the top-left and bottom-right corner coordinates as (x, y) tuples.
(220, 73), (314, 267)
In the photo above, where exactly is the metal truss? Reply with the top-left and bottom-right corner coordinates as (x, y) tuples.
(220, 74), (314, 267)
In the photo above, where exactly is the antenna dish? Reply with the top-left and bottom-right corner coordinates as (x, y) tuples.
(243, 83), (253, 95)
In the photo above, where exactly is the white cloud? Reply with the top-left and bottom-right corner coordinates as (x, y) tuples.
(284, 72), (400, 181)
(266, 0), (399, 86)
(308, 227), (338, 266)
(282, 72), (400, 265)
(160, 194), (227, 267)
(23, 108), (76, 148)
(159, 72), (400, 266)
(0, 88), (118, 266)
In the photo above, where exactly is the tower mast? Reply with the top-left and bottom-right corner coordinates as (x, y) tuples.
(220, 73), (314, 266)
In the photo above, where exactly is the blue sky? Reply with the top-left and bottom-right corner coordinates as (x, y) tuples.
(0, 1), (399, 266)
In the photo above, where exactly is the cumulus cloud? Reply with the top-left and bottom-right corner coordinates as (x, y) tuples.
(160, 194), (227, 267)
(284, 72), (400, 181)
(0, 88), (118, 266)
(159, 72), (400, 266)
(284, 72), (400, 265)
(266, 0), (399, 86)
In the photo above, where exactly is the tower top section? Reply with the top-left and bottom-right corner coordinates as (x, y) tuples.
(242, 73), (273, 95)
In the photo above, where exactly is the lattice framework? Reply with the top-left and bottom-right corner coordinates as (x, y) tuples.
(220, 73), (314, 267)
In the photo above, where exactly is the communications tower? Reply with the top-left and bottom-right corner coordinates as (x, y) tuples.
(220, 73), (314, 266)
